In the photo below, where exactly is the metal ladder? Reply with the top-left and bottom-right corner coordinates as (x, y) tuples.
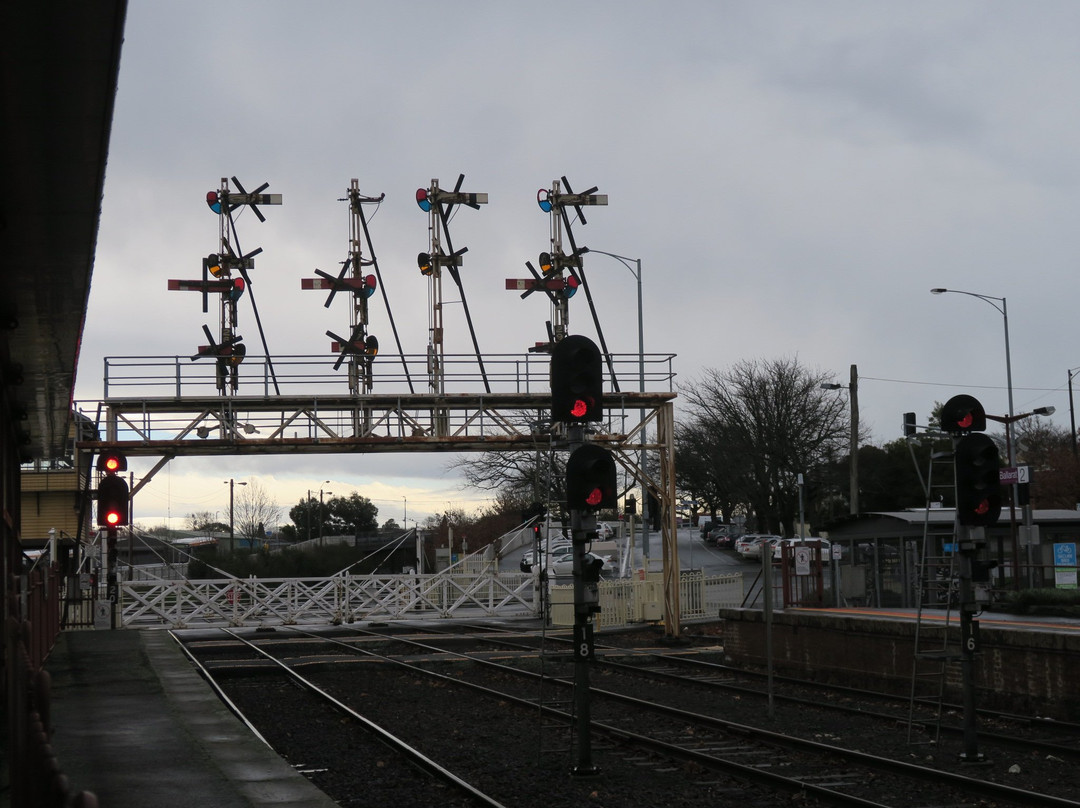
(907, 447), (960, 748)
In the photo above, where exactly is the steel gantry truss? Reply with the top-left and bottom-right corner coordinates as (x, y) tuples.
(76, 351), (684, 635)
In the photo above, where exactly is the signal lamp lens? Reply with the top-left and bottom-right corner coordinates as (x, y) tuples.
(207, 253), (223, 277)
(571, 399), (588, 419)
(105, 510), (120, 526)
(957, 414), (973, 429)
(539, 252), (554, 275)
(104, 457), (119, 472)
(585, 488), (603, 507)
(416, 188), (432, 212)
(537, 188), (552, 213)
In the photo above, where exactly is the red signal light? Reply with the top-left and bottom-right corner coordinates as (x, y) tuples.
(105, 510), (120, 526)
(957, 413), (973, 429)
(570, 398), (589, 419)
(585, 488), (603, 507)
(97, 452), (127, 474)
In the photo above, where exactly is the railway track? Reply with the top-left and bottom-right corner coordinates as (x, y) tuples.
(177, 622), (1080, 807)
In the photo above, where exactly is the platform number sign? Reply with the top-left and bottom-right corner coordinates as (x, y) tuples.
(573, 622), (595, 661)
(963, 619), (980, 654)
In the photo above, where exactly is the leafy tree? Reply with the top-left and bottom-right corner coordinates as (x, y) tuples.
(679, 357), (848, 535)
(288, 492), (379, 539)
(327, 492), (379, 535)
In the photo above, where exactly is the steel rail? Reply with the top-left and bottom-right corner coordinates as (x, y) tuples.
(213, 627), (511, 808)
(251, 624), (1080, 808)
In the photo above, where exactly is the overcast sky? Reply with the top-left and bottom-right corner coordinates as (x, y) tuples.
(79, 1), (1080, 528)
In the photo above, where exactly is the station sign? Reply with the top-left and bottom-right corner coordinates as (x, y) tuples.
(999, 465), (1030, 485)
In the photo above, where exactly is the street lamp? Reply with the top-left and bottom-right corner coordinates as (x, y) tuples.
(319, 482), (332, 544)
(581, 248), (649, 557)
(985, 406), (1055, 588)
(930, 289), (1014, 464)
(821, 364), (860, 515)
(1068, 366), (1080, 459)
(224, 479), (247, 553)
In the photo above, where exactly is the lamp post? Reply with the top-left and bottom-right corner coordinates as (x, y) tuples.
(319, 482), (332, 545)
(581, 248), (649, 558)
(930, 289), (1014, 464)
(1069, 366), (1080, 459)
(931, 288), (1019, 585)
(821, 364), (860, 515)
(224, 479), (247, 553)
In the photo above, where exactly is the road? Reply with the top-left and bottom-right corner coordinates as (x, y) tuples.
(501, 526), (752, 578)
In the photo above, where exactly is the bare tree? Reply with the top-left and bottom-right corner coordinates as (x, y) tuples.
(680, 357), (848, 535)
(234, 480), (282, 540)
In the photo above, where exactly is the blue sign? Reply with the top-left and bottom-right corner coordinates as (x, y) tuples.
(1053, 543), (1077, 567)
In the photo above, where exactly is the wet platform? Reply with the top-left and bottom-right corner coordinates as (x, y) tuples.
(44, 629), (336, 808)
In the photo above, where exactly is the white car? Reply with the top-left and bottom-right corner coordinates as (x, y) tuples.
(735, 534), (781, 559)
(774, 538), (835, 562)
(596, 522), (614, 539)
(549, 551), (613, 578)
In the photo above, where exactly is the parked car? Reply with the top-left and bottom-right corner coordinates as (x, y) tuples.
(520, 550), (535, 572)
(736, 534), (781, 559)
(550, 551), (613, 578)
(775, 538), (837, 562)
(708, 526), (736, 548)
(597, 522), (614, 540)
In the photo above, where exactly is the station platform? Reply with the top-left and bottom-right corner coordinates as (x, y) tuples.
(44, 628), (336, 808)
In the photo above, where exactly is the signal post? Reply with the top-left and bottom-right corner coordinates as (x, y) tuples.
(941, 395), (1002, 763)
(96, 451), (130, 628)
(551, 335), (614, 776)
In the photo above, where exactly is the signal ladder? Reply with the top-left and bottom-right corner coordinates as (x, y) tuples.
(907, 446), (961, 749)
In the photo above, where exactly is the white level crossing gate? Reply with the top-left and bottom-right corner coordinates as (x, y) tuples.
(118, 568), (538, 628)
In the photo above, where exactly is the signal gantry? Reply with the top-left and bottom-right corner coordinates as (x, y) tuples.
(302, 180), (413, 395)
(509, 178), (617, 388)
(168, 176), (282, 395)
(416, 174), (489, 394)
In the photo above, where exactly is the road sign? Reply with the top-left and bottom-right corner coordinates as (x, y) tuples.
(1054, 542), (1077, 567)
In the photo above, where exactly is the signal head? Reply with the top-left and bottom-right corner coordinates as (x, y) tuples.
(941, 394), (986, 433)
(416, 188), (432, 212)
(417, 252), (433, 276)
(97, 452), (127, 474)
(550, 335), (604, 423)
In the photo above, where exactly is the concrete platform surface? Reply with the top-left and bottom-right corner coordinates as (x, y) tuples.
(45, 629), (337, 808)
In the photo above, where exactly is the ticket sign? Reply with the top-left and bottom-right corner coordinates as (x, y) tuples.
(1054, 542), (1077, 589)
